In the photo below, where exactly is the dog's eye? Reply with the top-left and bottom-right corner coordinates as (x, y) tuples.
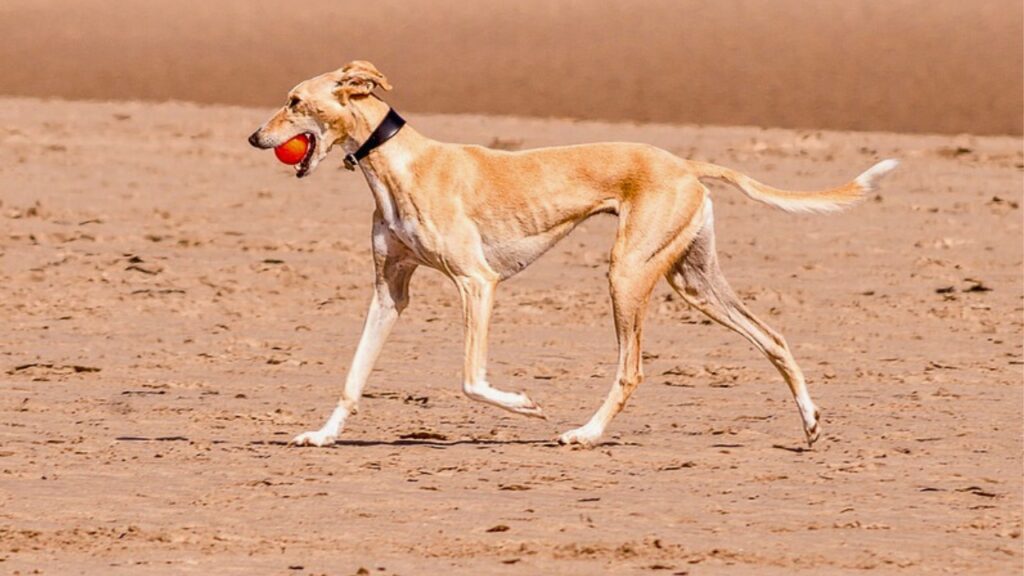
(288, 96), (301, 108)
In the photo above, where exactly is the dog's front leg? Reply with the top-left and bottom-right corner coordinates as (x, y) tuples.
(456, 275), (545, 419)
(293, 220), (417, 447)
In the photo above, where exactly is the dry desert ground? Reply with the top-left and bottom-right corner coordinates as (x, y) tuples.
(0, 97), (1021, 574)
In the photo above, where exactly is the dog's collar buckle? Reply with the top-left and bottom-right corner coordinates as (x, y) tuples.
(345, 107), (406, 171)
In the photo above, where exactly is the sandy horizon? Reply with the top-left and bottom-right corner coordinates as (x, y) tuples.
(1, 0), (1021, 136)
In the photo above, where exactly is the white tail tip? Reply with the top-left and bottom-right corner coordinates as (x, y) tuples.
(855, 158), (899, 192)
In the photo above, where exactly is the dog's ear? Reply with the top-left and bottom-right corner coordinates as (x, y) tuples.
(334, 60), (392, 103)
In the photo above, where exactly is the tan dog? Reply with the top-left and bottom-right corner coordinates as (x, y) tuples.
(248, 61), (897, 448)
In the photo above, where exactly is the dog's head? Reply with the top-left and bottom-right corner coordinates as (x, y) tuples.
(247, 60), (392, 178)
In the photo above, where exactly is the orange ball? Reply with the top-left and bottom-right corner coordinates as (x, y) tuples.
(274, 134), (310, 165)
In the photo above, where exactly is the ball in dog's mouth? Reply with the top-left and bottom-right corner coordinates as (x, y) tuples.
(274, 133), (317, 177)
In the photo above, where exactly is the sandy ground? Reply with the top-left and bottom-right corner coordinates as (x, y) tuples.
(1, 0), (1021, 136)
(0, 98), (1021, 575)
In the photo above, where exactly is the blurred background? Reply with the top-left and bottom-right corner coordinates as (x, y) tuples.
(1, 0), (1020, 135)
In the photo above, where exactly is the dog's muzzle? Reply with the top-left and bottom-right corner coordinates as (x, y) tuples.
(248, 131), (264, 149)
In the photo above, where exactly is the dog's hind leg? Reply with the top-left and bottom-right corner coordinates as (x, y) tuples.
(665, 201), (821, 445)
(456, 275), (546, 418)
(557, 259), (655, 447)
(293, 217), (418, 447)
(560, 179), (708, 447)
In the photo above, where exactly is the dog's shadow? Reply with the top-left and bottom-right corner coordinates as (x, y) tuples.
(340, 438), (561, 449)
(251, 437), (558, 449)
(250, 437), (636, 449)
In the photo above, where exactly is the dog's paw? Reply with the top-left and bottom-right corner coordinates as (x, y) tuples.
(291, 429), (337, 447)
(513, 393), (547, 420)
(803, 408), (821, 447)
(558, 424), (603, 448)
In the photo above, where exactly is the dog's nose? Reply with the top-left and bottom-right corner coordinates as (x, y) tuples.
(247, 131), (262, 148)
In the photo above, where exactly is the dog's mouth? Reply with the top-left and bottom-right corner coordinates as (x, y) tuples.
(295, 132), (318, 178)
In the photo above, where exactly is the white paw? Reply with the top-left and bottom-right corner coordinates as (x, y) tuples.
(803, 407), (821, 447)
(291, 429), (337, 447)
(558, 424), (603, 448)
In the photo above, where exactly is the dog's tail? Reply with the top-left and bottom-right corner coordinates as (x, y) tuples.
(689, 159), (899, 214)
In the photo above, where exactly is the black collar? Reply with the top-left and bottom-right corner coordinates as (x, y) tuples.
(344, 108), (406, 171)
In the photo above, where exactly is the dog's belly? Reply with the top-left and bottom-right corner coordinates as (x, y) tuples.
(476, 195), (618, 279)
(481, 220), (580, 279)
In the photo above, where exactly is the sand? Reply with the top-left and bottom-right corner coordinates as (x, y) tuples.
(0, 97), (1021, 574)
(1, 0), (1021, 136)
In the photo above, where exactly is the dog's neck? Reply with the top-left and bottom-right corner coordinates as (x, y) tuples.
(343, 97), (431, 226)
(339, 97), (400, 155)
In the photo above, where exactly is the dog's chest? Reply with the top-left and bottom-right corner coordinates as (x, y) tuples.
(388, 216), (426, 255)
(363, 168), (430, 254)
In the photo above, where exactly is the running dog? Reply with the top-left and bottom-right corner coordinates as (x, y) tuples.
(248, 60), (897, 448)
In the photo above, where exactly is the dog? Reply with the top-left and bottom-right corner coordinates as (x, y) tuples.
(248, 60), (897, 448)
